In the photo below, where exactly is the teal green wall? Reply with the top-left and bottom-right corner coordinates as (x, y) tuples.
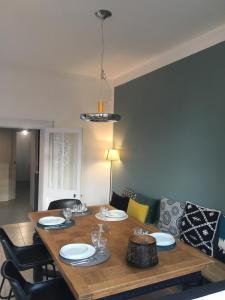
(113, 41), (225, 212)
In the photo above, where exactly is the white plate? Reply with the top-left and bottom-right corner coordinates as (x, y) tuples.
(59, 243), (96, 260)
(95, 212), (128, 222)
(38, 216), (65, 226)
(149, 233), (175, 247)
(105, 210), (126, 218)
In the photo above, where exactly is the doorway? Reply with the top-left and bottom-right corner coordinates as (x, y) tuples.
(0, 128), (39, 225)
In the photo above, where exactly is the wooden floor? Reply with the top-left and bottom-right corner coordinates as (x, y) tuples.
(0, 222), (179, 299)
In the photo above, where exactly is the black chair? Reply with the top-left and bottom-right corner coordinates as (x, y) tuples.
(48, 198), (81, 210)
(1, 260), (75, 300)
(33, 198), (81, 244)
(0, 228), (54, 299)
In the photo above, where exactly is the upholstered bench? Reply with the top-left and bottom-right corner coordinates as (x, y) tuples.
(203, 257), (225, 282)
(110, 190), (225, 284)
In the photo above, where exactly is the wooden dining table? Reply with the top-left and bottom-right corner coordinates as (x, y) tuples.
(29, 206), (213, 300)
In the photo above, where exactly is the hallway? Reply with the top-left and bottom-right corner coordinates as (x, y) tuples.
(0, 182), (31, 225)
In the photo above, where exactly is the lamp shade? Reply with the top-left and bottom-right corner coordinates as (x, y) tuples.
(105, 149), (120, 161)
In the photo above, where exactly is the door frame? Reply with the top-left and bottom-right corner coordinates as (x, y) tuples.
(0, 118), (53, 209)
(38, 128), (83, 211)
(0, 118), (53, 129)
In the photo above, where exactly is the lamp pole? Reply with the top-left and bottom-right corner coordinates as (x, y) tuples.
(109, 159), (112, 203)
(105, 149), (120, 203)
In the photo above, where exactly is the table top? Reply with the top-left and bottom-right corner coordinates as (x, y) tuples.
(29, 206), (213, 300)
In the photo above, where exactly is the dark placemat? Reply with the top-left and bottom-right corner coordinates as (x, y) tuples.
(59, 249), (111, 267)
(37, 219), (75, 230)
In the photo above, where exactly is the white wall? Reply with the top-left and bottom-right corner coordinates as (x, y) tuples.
(0, 129), (13, 163)
(0, 128), (15, 201)
(0, 66), (113, 206)
(16, 131), (31, 182)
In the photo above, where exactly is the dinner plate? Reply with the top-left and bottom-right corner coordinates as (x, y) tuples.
(149, 232), (175, 247)
(105, 210), (126, 218)
(95, 212), (128, 222)
(59, 243), (96, 260)
(38, 216), (66, 226)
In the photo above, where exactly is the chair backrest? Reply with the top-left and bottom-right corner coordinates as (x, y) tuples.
(0, 228), (14, 248)
(48, 199), (81, 210)
(1, 239), (20, 268)
(1, 260), (28, 300)
(0, 228), (18, 263)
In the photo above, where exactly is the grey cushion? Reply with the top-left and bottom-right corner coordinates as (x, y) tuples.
(157, 197), (185, 238)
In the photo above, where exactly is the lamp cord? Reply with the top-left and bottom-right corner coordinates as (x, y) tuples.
(99, 16), (111, 105)
(100, 19), (106, 81)
(100, 18), (110, 102)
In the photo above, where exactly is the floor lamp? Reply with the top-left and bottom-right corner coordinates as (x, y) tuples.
(105, 149), (120, 203)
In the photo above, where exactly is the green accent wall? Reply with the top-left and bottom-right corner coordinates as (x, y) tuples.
(113, 41), (225, 212)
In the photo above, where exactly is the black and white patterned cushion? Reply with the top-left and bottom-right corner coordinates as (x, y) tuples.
(157, 197), (185, 238)
(180, 202), (221, 256)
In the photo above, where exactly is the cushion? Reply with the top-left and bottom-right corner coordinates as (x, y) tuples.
(157, 197), (185, 238)
(122, 187), (137, 200)
(180, 202), (221, 257)
(110, 192), (129, 212)
(214, 214), (225, 262)
(127, 199), (149, 224)
(135, 193), (160, 224)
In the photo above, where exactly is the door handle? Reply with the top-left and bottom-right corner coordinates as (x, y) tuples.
(73, 194), (76, 198)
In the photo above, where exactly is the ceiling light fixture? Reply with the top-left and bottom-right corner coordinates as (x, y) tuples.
(80, 9), (121, 123)
(21, 130), (29, 136)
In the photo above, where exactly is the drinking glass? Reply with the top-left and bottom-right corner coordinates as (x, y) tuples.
(72, 204), (78, 213)
(81, 201), (86, 211)
(133, 227), (143, 235)
(99, 207), (108, 217)
(98, 237), (107, 254)
(63, 208), (72, 221)
(91, 231), (99, 248)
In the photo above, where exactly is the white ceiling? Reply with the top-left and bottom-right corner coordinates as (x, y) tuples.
(1, 0), (225, 79)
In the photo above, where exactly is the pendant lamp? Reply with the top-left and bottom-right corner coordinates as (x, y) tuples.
(80, 9), (121, 123)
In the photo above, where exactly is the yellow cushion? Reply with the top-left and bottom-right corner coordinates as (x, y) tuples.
(127, 199), (149, 224)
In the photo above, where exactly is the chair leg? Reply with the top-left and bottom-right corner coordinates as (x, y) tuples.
(33, 265), (44, 282)
(51, 263), (56, 277)
(45, 265), (48, 280)
(0, 278), (13, 300)
(7, 290), (12, 300)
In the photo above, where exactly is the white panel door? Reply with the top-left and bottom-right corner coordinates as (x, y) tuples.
(38, 128), (82, 210)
